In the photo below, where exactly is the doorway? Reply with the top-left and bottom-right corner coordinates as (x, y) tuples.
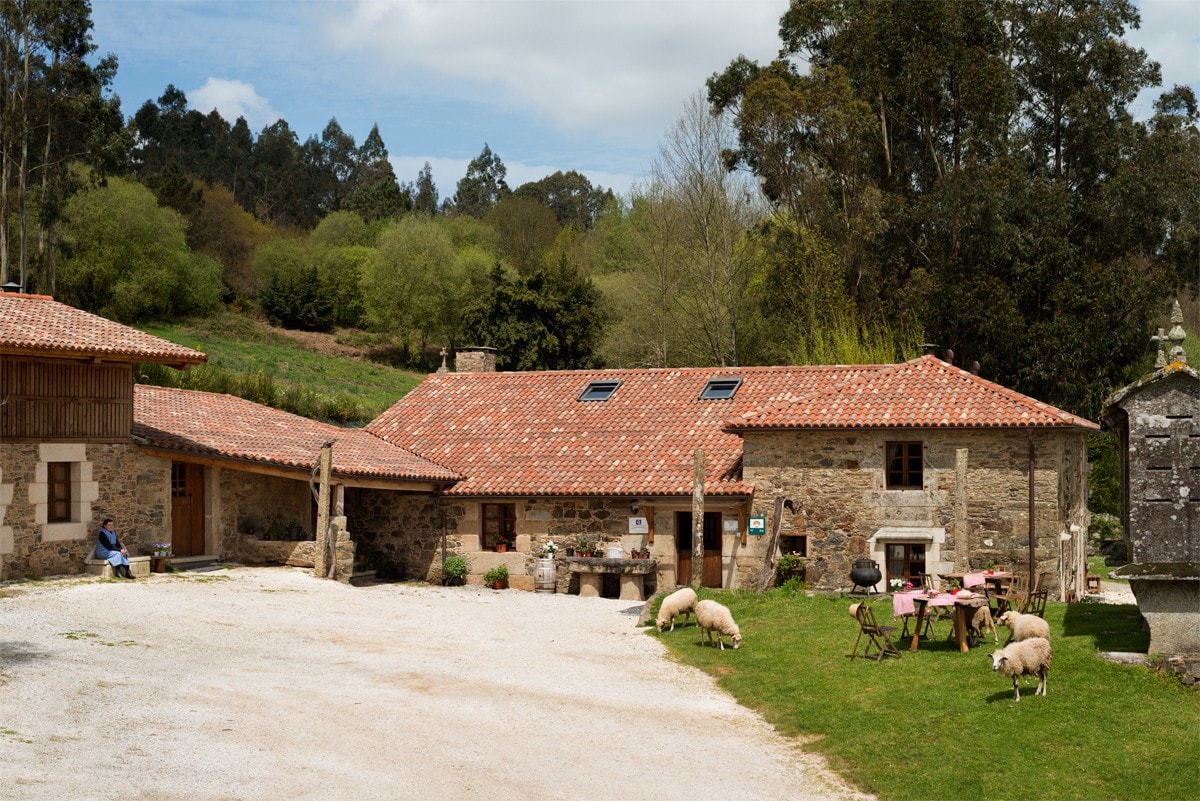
(170, 462), (205, 556)
(675, 511), (723, 588)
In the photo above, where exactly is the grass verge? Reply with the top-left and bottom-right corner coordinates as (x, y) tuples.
(651, 588), (1198, 801)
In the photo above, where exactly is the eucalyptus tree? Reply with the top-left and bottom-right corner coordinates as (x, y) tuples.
(453, 143), (510, 218)
(708, 0), (1197, 416)
(0, 0), (124, 292)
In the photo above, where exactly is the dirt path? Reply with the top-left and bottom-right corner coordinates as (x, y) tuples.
(0, 568), (871, 801)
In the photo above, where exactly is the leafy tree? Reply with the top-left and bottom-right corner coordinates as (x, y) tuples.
(453, 143), (509, 218)
(253, 238), (332, 331)
(360, 215), (490, 360)
(310, 210), (372, 248)
(485, 195), (559, 275)
(56, 175), (222, 322)
(708, 0), (1197, 416)
(315, 244), (371, 329)
(343, 123), (410, 221)
(514, 170), (613, 230)
(413, 161), (438, 215)
(461, 259), (608, 371)
(187, 181), (273, 301)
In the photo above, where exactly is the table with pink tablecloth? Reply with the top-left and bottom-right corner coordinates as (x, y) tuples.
(893, 590), (988, 652)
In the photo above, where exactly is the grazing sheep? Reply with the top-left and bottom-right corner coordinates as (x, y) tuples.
(968, 604), (998, 644)
(656, 587), (699, 632)
(695, 599), (741, 650)
(990, 637), (1052, 701)
(997, 610), (1051, 644)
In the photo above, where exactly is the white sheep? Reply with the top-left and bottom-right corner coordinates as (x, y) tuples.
(997, 610), (1050, 644)
(656, 587), (699, 632)
(990, 637), (1052, 702)
(695, 599), (741, 650)
(968, 604), (998, 644)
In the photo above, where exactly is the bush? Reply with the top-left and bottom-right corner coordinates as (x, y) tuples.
(441, 555), (469, 586)
(483, 564), (509, 586)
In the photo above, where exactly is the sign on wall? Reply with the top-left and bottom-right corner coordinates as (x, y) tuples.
(748, 516), (766, 536)
(628, 516), (649, 534)
(723, 518), (740, 533)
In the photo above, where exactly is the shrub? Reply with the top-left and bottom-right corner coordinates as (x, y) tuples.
(483, 564), (509, 586)
(441, 555), (469, 586)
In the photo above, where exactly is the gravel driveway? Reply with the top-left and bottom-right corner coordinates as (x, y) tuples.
(0, 567), (871, 801)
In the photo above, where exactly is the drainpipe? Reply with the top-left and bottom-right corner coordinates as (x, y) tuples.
(1028, 429), (1036, 589)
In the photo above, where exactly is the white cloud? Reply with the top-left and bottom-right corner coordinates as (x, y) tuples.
(1127, 0), (1200, 117)
(188, 77), (281, 129)
(327, 0), (786, 146)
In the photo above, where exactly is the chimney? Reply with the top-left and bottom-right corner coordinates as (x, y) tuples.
(921, 343), (939, 357)
(454, 346), (497, 373)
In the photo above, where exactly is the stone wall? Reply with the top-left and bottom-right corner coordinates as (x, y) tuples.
(1118, 373), (1199, 563)
(0, 442), (167, 579)
(741, 428), (1088, 593)
(217, 470), (313, 562)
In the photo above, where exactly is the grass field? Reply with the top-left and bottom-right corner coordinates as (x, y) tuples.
(652, 588), (1199, 801)
(138, 312), (424, 422)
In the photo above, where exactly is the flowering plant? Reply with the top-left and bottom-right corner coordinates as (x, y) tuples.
(152, 542), (172, 557)
(889, 578), (904, 591)
(543, 540), (558, 557)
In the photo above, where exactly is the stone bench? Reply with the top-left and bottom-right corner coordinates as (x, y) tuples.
(84, 555), (151, 579)
(568, 557), (657, 601)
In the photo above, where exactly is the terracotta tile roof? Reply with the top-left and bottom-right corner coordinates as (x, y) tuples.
(0, 292), (206, 367)
(729, 356), (1100, 431)
(134, 385), (459, 485)
(366, 365), (883, 497)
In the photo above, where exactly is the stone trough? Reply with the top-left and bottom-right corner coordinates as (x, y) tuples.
(566, 556), (658, 600)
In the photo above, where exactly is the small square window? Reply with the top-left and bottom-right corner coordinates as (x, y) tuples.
(700, 377), (742, 400)
(886, 442), (923, 489)
(579, 380), (621, 402)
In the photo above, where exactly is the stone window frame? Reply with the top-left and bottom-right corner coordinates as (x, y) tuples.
(885, 441), (924, 489)
(868, 527), (947, 584)
(31, 443), (98, 543)
(0, 467), (13, 555)
(47, 461), (72, 522)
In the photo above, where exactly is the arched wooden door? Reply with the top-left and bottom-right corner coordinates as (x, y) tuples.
(170, 462), (205, 556)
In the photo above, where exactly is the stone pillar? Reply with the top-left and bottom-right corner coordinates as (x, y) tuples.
(579, 572), (602, 597)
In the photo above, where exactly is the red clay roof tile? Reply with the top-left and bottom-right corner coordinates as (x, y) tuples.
(729, 356), (1099, 431)
(134, 385), (459, 484)
(0, 293), (206, 366)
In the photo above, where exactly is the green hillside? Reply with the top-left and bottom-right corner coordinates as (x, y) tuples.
(137, 312), (425, 424)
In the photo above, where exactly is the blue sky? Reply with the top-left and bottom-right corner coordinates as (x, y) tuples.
(92, 0), (1199, 198)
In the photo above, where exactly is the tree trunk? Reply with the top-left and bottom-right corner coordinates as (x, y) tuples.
(690, 449), (705, 587)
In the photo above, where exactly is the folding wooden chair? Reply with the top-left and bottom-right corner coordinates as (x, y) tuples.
(1024, 589), (1048, 617)
(849, 602), (901, 661)
(991, 573), (1028, 618)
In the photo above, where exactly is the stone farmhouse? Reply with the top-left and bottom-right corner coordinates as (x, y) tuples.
(1, 292), (1099, 599)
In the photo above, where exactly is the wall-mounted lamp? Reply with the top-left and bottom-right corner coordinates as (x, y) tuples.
(630, 499), (640, 515)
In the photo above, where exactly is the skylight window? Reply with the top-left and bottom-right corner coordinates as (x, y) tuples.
(700, 377), (743, 400)
(579, 380), (622, 402)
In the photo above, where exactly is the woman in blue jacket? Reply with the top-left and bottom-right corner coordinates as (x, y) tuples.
(96, 518), (135, 579)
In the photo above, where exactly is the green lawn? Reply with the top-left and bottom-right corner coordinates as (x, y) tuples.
(138, 313), (424, 421)
(652, 589), (1198, 801)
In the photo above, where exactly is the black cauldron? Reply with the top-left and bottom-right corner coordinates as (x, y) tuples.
(849, 558), (882, 594)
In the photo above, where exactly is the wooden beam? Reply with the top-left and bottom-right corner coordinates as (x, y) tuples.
(645, 505), (655, 544)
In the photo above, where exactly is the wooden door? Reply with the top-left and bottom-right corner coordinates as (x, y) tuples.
(702, 512), (723, 588)
(170, 462), (205, 556)
(675, 512), (693, 585)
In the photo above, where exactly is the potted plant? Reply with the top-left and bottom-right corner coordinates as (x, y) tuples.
(151, 542), (172, 573)
(483, 564), (509, 589)
(774, 551), (806, 586)
(441, 555), (469, 586)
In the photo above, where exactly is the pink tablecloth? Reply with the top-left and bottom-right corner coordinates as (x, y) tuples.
(893, 590), (957, 617)
(963, 572), (987, 588)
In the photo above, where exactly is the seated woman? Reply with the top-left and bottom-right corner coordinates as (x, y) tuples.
(95, 518), (135, 580)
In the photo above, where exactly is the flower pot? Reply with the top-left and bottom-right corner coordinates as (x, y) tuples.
(151, 556), (169, 573)
(496, 543), (507, 553)
(490, 580), (506, 590)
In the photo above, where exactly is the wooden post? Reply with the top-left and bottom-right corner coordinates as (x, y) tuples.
(691, 450), (705, 587)
(738, 506), (747, 547)
(317, 442), (334, 579)
(1027, 429), (1036, 592)
(644, 505), (655, 544)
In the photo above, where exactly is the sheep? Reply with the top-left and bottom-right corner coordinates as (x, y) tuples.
(997, 610), (1050, 644)
(967, 604), (998, 645)
(989, 637), (1052, 701)
(695, 599), (741, 650)
(656, 587), (699, 632)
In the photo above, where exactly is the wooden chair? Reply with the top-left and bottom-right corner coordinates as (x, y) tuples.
(991, 573), (1028, 618)
(1024, 589), (1048, 617)
(849, 602), (901, 661)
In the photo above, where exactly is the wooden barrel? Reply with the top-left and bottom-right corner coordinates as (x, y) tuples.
(535, 557), (557, 593)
